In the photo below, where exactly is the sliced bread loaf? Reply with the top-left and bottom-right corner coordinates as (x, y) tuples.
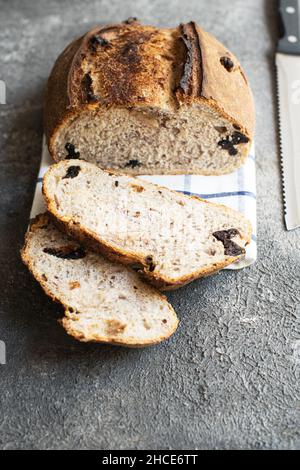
(44, 20), (255, 175)
(43, 161), (252, 289)
(21, 213), (178, 346)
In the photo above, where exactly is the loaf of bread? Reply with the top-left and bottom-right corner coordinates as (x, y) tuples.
(43, 161), (252, 289)
(21, 214), (179, 346)
(44, 19), (255, 175)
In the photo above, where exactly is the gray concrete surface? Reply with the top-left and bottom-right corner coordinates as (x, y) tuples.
(0, 0), (299, 450)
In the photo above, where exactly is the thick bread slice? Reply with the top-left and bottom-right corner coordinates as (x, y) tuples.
(44, 20), (255, 175)
(43, 161), (252, 289)
(21, 214), (178, 346)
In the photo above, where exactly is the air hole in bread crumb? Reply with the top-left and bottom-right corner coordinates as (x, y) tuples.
(43, 246), (86, 260)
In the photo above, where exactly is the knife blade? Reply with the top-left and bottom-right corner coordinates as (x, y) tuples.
(276, 0), (300, 230)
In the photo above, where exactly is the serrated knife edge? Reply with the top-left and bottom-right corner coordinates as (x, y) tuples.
(276, 0), (300, 230)
(276, 52), (300, 230)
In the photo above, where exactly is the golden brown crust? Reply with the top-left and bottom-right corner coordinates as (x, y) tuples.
(21, 214), (178, 347)
(44, 20), (255, 159)
(42, 164), (252, 291)
(195, 24), (255, 137)
(44, 36), (84, 150)
(175, 22), (255, 137)
(69, 21), (181, 109)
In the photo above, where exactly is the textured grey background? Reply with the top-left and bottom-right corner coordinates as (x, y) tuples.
(0, 0), (299, 450)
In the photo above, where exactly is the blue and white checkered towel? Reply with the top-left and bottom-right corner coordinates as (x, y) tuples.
(31, 138), (257, 270)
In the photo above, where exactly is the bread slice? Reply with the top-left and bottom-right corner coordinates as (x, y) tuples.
(21, 214), (178, 346)
(43, 161), (252, 289)
(44, 20), (255, 175)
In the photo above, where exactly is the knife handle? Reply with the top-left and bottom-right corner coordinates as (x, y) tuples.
(278, 0), (300, 54)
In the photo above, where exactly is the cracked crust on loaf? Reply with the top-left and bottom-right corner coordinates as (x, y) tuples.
(44, 20), (255, 175)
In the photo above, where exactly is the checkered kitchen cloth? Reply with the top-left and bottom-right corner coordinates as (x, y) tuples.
(31, 138), (257, 270)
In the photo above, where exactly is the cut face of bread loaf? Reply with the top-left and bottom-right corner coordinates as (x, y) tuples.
(21, 214), (178, 346)
(44, 20), (255, 175)
(43, 161), (252, 289)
